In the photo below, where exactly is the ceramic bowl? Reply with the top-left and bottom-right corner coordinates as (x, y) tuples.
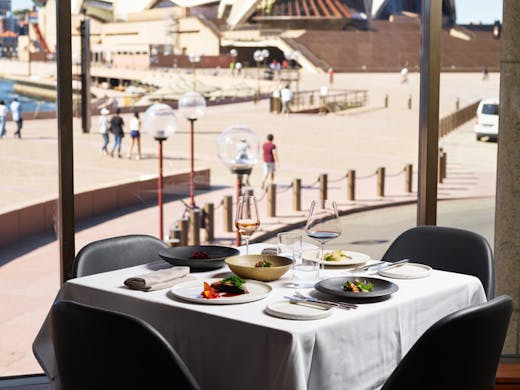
(225, 254), (293, 282)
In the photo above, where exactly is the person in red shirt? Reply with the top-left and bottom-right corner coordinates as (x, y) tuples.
(261, 133), (279, 189)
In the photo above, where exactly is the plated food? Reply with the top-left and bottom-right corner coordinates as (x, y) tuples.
(225, 254), (292, 282)
(315, 276), (398, 299)
(316, 250), (371, 266)
(158, 245), (240, 270)
(170, 277), (272, 305)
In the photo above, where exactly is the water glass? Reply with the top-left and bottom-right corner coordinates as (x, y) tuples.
(277, 232), (302, 259)
(291, 246), (320, 288)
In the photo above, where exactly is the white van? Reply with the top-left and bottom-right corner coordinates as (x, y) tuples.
(475, 97), (499, 141)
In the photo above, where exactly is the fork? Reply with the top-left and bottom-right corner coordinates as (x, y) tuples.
(293, 292), (358, 310)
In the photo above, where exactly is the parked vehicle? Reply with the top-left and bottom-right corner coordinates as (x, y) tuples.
(475, 97), (499, 141)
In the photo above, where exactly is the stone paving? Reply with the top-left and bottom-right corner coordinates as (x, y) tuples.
(0, 70), (499, 376)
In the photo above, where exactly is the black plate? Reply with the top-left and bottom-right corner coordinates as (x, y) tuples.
(158, 245), (240, 271)
(315, 276), (399, 299)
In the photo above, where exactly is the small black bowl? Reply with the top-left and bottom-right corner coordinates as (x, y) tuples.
(158, 245), (240, 271)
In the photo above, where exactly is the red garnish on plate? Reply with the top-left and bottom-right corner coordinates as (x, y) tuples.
(190, 251), (210, 259)
(201, 282), (220, 299)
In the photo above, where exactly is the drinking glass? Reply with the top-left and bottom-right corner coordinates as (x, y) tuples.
(304, 200), (342, 278)
(291, 244), (320, 288)
(235, 195), (260, 254)
(277, 232), (302, 259)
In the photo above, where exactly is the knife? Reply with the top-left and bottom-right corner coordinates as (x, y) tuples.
(368, 259), (410, 274)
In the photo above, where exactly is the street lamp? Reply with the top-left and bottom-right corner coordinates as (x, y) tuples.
(284, 50), (301, 108)
(253, 49), (269, 101)
(188, 53), (201, 91)
(178, 91), (206, 208)
(217, 126), (260, 246)
(143, 103), (177, 241)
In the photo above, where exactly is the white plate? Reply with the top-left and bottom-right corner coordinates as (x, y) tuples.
(378, 263), (432, 279)
(170, 278), (272, 305)
(265, 300), (333, 320)
(317, 251), (371, 266)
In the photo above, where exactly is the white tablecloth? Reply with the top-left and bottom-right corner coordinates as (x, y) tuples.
(35, 244), (486, 390)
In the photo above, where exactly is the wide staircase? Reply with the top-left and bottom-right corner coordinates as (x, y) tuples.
(290, 15), (501, 72)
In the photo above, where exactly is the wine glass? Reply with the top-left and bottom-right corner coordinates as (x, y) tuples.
(304, 200), (342, 278)
(235, 195), (260, 254)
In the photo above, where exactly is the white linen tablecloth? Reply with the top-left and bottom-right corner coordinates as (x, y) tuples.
(34, 244), (486, 390)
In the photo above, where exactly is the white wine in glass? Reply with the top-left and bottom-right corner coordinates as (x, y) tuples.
(235, 195), (260, 254)
(304, 200), (342, 278)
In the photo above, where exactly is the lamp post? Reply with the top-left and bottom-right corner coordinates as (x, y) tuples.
(178, 91), (206, 208)
(253, 49), (269, 101)
(188, 53), (201, 91)
(143, 103), (177, 241)
(217, 126), (260, 246)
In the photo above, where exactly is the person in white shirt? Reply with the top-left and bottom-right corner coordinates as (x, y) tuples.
(0, 100), (8, 138)
(10, 98), (22, 138)
(280, 84), (293, 115)
(127, 111), (142, 160)
(98, 108), (110, 155)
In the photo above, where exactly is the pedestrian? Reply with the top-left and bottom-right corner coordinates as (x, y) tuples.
(400, 63), (409, 83)
(280, 84), (292, 115)
(109, 108), (125, 158)
(235, 137), (251, 185)
(261, 133), (279, 189)
(328, 67), (334, 86)
(10, 98), (22, 138)
(235, 61), (242, 75)
(229, 61), (235, 76)
(98, 107), (110, 155)
(127, 111), (142, 160)
(482, 67), (489, 80)
(0, 100), (8, 138)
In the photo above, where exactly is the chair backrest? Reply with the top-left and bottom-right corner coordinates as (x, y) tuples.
(382, 226), (495, 298)
(73, 234), (169, 277)
(51, 300), (200, 390)
(382, 295), (513, 390)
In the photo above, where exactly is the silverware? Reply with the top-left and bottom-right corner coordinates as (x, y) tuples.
(292, 292), (358, 310)
(354, 258), (409, 272)
(368, 259), (410, 274)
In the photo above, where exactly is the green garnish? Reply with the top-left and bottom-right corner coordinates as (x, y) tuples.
(222, 275), (246, 290)
(343, 279), (374, 293)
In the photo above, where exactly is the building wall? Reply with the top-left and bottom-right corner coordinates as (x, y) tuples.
(37, 0), (56, 53)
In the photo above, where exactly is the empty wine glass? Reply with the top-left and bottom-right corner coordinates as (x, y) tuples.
(304, 200), (342, 278)
(235, 195), (260, 254)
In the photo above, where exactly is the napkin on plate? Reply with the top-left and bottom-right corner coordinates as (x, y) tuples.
(124, 266), (191, 291)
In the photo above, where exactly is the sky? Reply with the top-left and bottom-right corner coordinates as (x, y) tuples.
(11, 0), (504, 24)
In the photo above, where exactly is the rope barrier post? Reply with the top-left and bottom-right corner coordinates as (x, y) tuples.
(204, 202), (214, 243)
(377, 167), (385, 197)
(178, 218), (189, 246)
(347, 170), (356, 200)
(441, 151), (447, 180)
(188, 209), (200, 245)
(408, 94), (412, 110)
(319, 174), (328, 207)
(405, 164), (413, 193)
(438, 152), (444, 183)
(384, 94), (388, 108)
(268, 183), (276, 217)
(293, 178), (301, 211)
(223, 195), (233, 232)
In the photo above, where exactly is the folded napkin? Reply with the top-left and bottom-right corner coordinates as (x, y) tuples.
(124, 266), (190, 291)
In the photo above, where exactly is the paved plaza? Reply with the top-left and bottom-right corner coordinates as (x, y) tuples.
(0, 70), (499, 376)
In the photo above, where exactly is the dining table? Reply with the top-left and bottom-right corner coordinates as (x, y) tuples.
(34, 243), (486, 390)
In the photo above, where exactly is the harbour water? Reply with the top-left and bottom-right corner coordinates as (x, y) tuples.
(0, 79), (56, 112)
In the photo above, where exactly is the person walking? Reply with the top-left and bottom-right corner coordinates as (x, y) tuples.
(127, 111), (142, 160)
(98, 108), (110, 155)
(109, 108), (124, 158)
(280, 84), (293, 115)
(261, 133), (279, 189)
(10, 98), (22, 138)
(0, 100), (8, 138)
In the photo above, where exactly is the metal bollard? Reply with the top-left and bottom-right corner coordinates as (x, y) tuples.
(268, 183), (276, 217)
(293, 178), (301, 211)
(319, 174), (328, 207)
(223, 195), (233, 232)
(189, 209), (200, 245)
(204, 203), (214, 242)
(347, 170), (356, 201)
(377, 167), (385, 197)
(408, 95), (412, 110)
(384, 94), (389, 108)
(178, 218), (189, 246)
(441, 151), (447, 180)
(405, 164), (413, 193)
